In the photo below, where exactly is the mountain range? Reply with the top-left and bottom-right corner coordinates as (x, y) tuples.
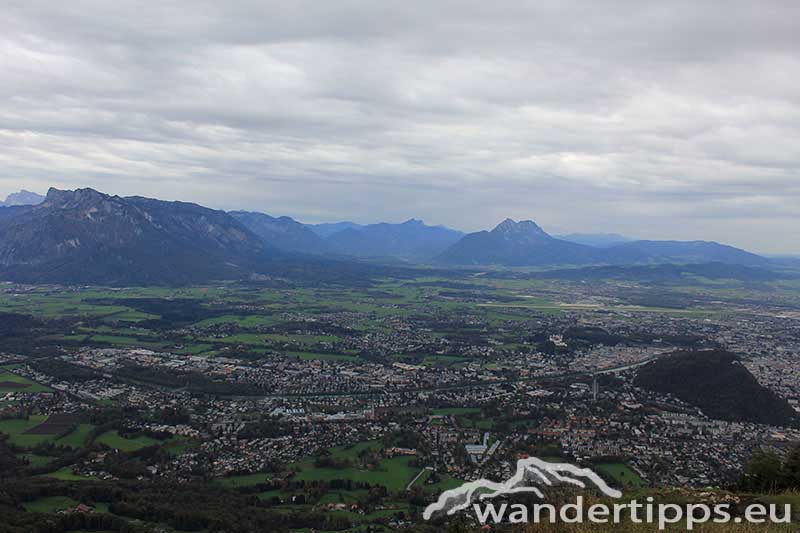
(437, 218), (767, 267)
(556, 233), (631, 247)
(321, 219), (464, 260)
(232, 214), (463, 260)
(229, 211), (329, 255)
(0, 187), (780, 285)
(0, 188), (277, 285)
(306, 221), (362, 238)
(438, 219), (604, 266)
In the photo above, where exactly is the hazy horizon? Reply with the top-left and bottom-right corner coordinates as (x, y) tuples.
(2, 1), (799, 254)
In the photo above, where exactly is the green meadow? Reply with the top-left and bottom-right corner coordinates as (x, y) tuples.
(594, 462), (646, 487)
(96, 430), (162, 452)
(0, 368), (52, 393)
(22, 496), (79, 513)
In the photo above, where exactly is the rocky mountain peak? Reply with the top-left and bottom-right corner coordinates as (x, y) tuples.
(2, 189), (45, 207)
(44, 187), (112, 209)
(492, 218), (549, 239)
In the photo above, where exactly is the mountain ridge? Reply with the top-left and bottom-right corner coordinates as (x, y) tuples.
(230, 210), (330, 255)
(556, 232), (631, 248)
(0, 188), (776, 284)
(323, 218), (464, 260)
(0, 187), (278, 285)
(306, 221), (362, 238)
(438, 219), (767, 267)
(437, 219), (624, 266)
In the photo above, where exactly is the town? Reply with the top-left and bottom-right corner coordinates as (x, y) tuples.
(2, 274), (799, 530)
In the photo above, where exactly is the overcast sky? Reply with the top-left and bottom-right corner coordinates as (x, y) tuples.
(1, 1), (798, 253)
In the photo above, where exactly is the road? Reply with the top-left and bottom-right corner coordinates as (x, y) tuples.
(407, 466), (433, 491)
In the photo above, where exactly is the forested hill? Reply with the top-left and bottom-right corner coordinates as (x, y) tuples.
(634, 350), (798, 427)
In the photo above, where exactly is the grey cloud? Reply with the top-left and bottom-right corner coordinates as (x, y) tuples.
(0, 1), (799, 253)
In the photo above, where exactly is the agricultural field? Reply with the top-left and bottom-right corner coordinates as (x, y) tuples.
(18, 453), (55, 468)
(220, 440), (425, 493)
(0, 415), (54, 447)
(593, 462), (646, 488)
(22, 496), (79, 513)
(0, 367), (52, 393)
(56, 423), (95, 448)
(0, 413), (88, 447)
(0, 275), (733, 373)
(44, 466), (94, 481)
(95, 430), (162, 452)
(292, 455), (419, 492)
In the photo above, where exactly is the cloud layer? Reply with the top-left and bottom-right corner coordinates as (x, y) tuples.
(1, 1), (798, 253)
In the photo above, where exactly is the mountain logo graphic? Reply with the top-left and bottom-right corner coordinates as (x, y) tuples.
(423, 457), (622, 520)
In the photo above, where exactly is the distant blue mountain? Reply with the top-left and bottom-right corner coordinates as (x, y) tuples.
(556, 233), (631, 248)
(608, 240), (767, 266)
(231, 211), (330, 254)
(0, 188), (403, 286)
(323, 219), (464, 260)
(438, 219), (605, 266)
(438, 219), (767, 267)
(0, 189), (45, 207)
(764, 255), (800, 267)
(0, 188), (776, 285)
(306, 221), (363, 238)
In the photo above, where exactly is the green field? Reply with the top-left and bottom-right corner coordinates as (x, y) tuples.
(477, 300), (715, 318)
(433, 413), (494, 430)
(44, 466), (93, 481)
(410, 469), (464, 493)
(594, 462), (646, 487)
(0, 415), (52, 447)
(193, 315), (279, 328)
(219, 440), (422, 492)
(96, 430), (161, 451)
(162, 438), (197, 457)
(0, 289), (143, 319)
(0, 279), (728, 371)
(329, 440), (382, 458)
(421, 355), (467, 367)
(431, 407), (481, 416)
(289, 441), (419, 492)
(56, 423), (96, 448)
(288, 351), (359, 362)
(18, 453), (55, 468)
(0, 369), (52, 393)
(0, 415), (98, 450)
(292, 455), (419, 492)
(22, 496), (79, 513)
